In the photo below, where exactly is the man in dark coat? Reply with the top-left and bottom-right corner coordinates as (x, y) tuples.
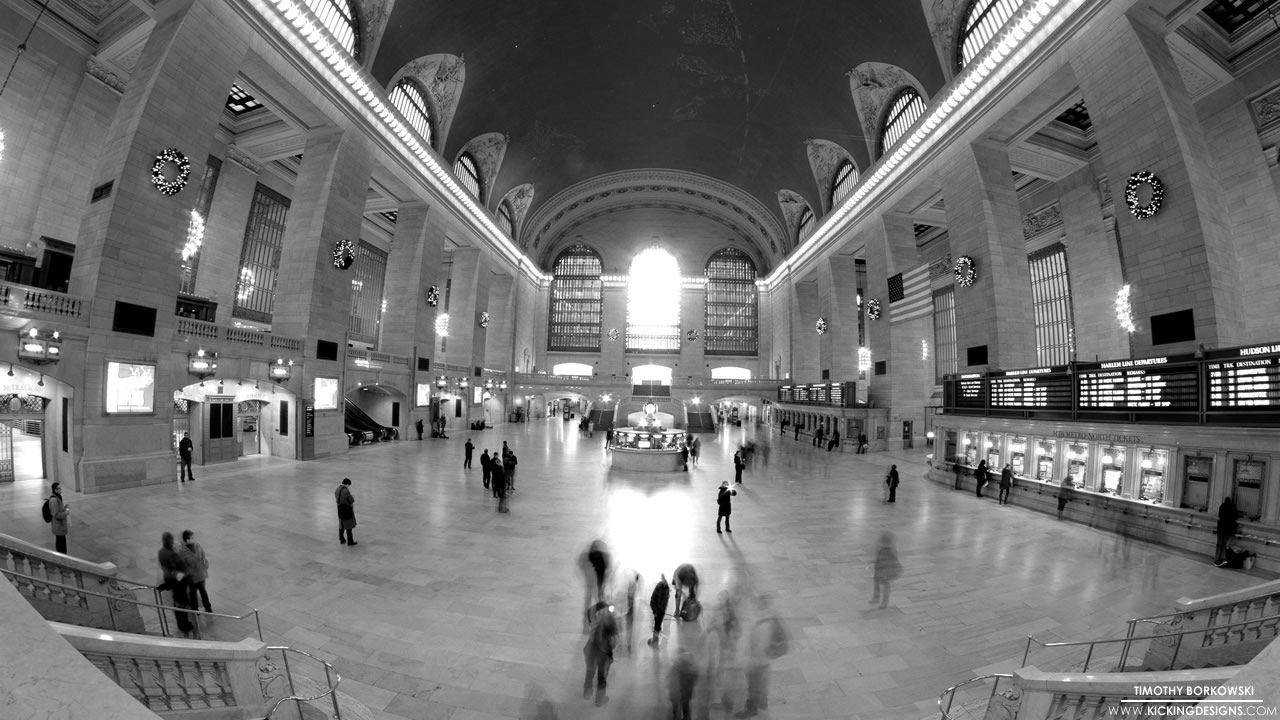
(335, 478), (357, 545)
(827, 427), (840, 452)
(998, 464), (1014, 505)
(178, 432), (195, 482)
(647, 574), (670, 646)
(1215, 496), (1239, 566)
(480, 449), (492, 488)
(885, 464), (900, 503)
(415, 418), (424, 440)
(680, 443), (690, 471)
(492, 464), (509, 513)
(717, 481), (736, 533)
(503, 448), (517, 491)
(582, 602), (618, 706)
(157, 531), (193, 636)
(464, 438), (474, 469)
(733, 451), (745, 484)
(974, 460), (988, 498)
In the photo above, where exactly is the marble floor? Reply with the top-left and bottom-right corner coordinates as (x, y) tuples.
(0, 419), (1271, 720)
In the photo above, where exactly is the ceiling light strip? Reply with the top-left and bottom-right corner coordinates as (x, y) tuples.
(761, 0), (1083, 289)
(247, 0), (549, 283)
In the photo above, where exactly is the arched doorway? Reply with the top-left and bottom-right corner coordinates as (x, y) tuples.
(0, 364), (74, 487)
(175, 380), (298, 466)
(345, 384), (405, 444)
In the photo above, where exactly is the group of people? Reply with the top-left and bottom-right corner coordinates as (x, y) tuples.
(156, 530), (213, 637)
(965, 459), (1016, 505)
(478, 440), (518, 513)
(414, 417), (449, 440)
(577, 544), (790, 718)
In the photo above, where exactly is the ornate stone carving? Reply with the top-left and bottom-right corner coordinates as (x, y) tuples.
(1251, 85), (1280, 131)
(1022, 203), (1063, 239)
(776, 189), (810, 249)
(85, 57), (126, 93)
(388, 54), (465, 148)
(502, 184), (535, 245)
(848, 63), (928, 149)
(456, 132), (508, 204)
(358, 0), (394, 63)
(805, 139), (855, 212)
(926, 0), (964, 71)
(257, 653), (286, 703)
(224, 144), (264, 175)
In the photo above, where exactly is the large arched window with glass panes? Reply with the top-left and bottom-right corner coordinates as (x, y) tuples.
(626, 246), (681, 352)
(878, 88), (926, 158)
(303, 0), (360, 58)
(453, 153), (481, 200)
(830, 159), (858, 207)
(496, 201), (515, 238)
(704, 248), (758, 356)
(548, 244), (603, 352)
(796, 206), (815, 242)
(956, 0), (1022, 71)
(389, 78), (435, 149)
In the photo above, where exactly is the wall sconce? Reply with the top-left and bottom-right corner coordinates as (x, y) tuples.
(691, 396), (701, 405)
(18, 328), (62, 364)
(460, 378), (470, 389)
(485, 378), (494, 390)
(270, 358), (294, 383)
(499, 380), (508, 390)
(435, 376), (447, 389)
(187, 349), (218, 378)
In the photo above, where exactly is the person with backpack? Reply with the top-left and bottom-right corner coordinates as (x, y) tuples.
(178, 529), (212, 613)
(647, 574), (670, 647)
(44, 482), (70, 553)
(740, 594), (788, 717)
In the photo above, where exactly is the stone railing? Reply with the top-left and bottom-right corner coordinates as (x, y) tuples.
(0, 531), (144, 633)
(347, 348), (411, 369)
(173, 319), (303, 356)
(1123, 579), (1280, 672)
(511, 373), (783, 392)
(0, 280), (85, 320)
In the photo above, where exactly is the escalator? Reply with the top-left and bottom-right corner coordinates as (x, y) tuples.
(344, 399), (398, 445)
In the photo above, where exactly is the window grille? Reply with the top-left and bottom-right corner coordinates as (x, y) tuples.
(626, 247), (681, 352)
(454, 154), (481, 200)
(704, 248), (758, 356)
(797, 207), (815, 241)
(348, 241), (388, 345)
(497, 202), (515, 238)
(1029, 243), (1076, 366)
(303, 0), (359, 58)
(932, 287), (958, 381)
(956, 0), (1023, 70)
(830, 160), (858, 207)
(879, 88), (926, 157)
(389, 78), (435, 149)
(231, 183), (290, 324)
(179, 156), (222, 295)
(548, 244), (603, 352)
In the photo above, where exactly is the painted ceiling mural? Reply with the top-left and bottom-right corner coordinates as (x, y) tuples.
(372, 0), (944, 248)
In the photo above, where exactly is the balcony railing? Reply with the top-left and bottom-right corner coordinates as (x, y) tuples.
(175, 318), (303, 354)
(0, 280), (84, 320)
(347, 348), (411, 369)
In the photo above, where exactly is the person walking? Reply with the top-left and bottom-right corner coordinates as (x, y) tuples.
(503, 449), (517, 492)
(46, 482), (70, 553)
(582, 602), (618, 706)
(586, 540), (610, 602)
(739, 594), (788, 717)
(885, 464), (900, 503)
(1057, 476), (1073, 520)
(1215, 496), (1239, 566)
(998, 464), (1014, 505)
(733, 451), (745, 485)
(974, 459), (989, 498)
(668, 647), (701, 720)
(690, 436), (701, 467)
(335, 478), (357, 546)
(493, 464), (510, 513)
(157, 532), (193, 636)
(464, 438), (474, 469)
(716, 481), (736, 533)
(648, 574), (670, 647)
(673, 563), (699, 620)
(680, 442), (690, 471)
(954, 462), (966, 491)
(870, 531), (901, 609)
(813, 425), (824, 448)
(178, 529), (212, 613)
(415, 418), (424, 440)
(794, 422), (801, 441)
(624, 572), (640, 654)
(480, 449), (492, 489)
(827, 427), (840, 452)
(178, 432), (195, 482)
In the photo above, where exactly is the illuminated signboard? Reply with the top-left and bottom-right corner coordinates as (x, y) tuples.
(829, 383), (844, 407)
(795, 385), (811, 402)
(779, 386), (793, 403)
(811, 384), (828, 403)
(989, 367), (1071, 410)
(105, 362), (156, 414)
(1077, 362), (1198, 411)
(1209, 356), (1280, 408)
(955, 374), (987, 409)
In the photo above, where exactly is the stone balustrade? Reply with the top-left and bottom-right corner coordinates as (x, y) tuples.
(347, 347), (411, 369)
(0, 280), (84, 320)
(1128, 579), (1280, 671)
(0, 531), (144, 633)
(1013, 665), (1241, 719)
(173, 319), (303, 357)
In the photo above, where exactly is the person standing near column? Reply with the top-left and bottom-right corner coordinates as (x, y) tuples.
(464, 438), (474, 469)
(335, 478), (357, 546)
(178, 432), (195, 482)
(716, 481), (736, 533)
(45, 482), (70, 553)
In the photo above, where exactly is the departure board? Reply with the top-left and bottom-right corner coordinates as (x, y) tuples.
(989, 369), (1071, 409)
(811, 384), (828, 403)
(829, 383), (845, 408)
(955, 374), (987, 409)
(1077, 363), (1199, 410)
(1209, 356), (1280, 408)
(779, 386), (793, 403)
(795, 385), (811, 402)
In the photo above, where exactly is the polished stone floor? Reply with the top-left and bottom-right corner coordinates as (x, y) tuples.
(0, 419), (1270, 720)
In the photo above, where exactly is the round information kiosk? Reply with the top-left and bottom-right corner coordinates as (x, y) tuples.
(609, 402), (689, 472)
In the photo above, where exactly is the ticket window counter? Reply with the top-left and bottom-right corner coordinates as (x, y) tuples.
(1035, 439), (1058, 484)
(1181, 456), (1213, 512)
(962, 433), (979, 466)
(1233, 459), (1266, 521)
(984, 434), (1003, 470)
(1009, 436), (1028, 479)
(1065, 444), (1089, 489)
(1096, 446), (1127, 496)
(1137, 450), (1169, 504)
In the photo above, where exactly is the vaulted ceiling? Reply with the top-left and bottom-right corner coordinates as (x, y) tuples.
(372, 0), (945, 259)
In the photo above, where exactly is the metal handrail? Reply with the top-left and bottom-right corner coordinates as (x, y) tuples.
(1022, 611), (1280, 672)
(265, 646), (342, 719)
(1127, 593), (1280, 627)
(938, 673), (1014, 720)
(1, 567), (263, 640)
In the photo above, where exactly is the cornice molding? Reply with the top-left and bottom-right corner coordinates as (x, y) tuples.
(84, 57), (127, 93)
(224, 144), (264, 174)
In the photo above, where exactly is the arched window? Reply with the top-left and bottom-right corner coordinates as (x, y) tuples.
(956, 0), (1023, 71)
(389, 78), (435, 149)
(453, 153), (481, 200)
(704, 247), (758, 356)
(830, 160), (858, 207)
(496, 201), (515, 238)
(796, 206), (815, 241)
(303, 0), (359, 58)
(878, 88), (927, 157)
(548, 244), (602, 352)
(626, 246), (681, 352)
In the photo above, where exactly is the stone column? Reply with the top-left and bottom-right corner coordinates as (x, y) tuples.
(679, 284), (705, 382)
(1073, 7), (1246, 353)
(195, 153), (259, 318)
(818, 255), (861, 380)
(272, 129), (374, 459)
(484, 273), (515, 370)
(1057, 166), (1128, 362)
(791, 279), (820, 381)
(600, 285), (627, 381)
(444, 248), (489, 376)
(940, 142), (1037, 370)
(380, 202), (445, 362)
(68, 0), (250, 491)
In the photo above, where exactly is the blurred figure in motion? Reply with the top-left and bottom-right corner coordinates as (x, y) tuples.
(738, 594), (788, 718)
(668, 645), (701, 720)
(624, 571), (640, 654)
(870, 531), (901, 609)
(579, 540), (610, 631)
(673, 563), (700, 620)
(648, 573), (670, 647)
(582, 601), (619, 706)
(705, 589), (743, 712)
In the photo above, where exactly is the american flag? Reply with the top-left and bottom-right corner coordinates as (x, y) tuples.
(887, 264), (931, 324)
